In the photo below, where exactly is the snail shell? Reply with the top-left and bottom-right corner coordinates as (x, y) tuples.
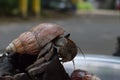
(31, 23), (65, 47)
(6, 23), (64, 55)
(6, 32), (40, 55)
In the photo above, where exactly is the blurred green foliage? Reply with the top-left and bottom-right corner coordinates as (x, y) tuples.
(0, 0), (18, 16)
(0, 0), (116, 16)
(77, 1), (94, 10)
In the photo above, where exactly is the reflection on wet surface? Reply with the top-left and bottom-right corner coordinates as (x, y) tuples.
(64, 54), (120, 80)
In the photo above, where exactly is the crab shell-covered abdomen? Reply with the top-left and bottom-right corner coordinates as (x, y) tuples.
(6, 23), (65, 55)
(12, 32), (40, 55)
(31, 23), (65, 47)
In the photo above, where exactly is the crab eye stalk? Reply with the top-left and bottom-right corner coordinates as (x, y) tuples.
(65, 33), (70, 38)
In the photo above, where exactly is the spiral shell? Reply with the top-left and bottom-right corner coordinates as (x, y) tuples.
(6, 23), (64, 55)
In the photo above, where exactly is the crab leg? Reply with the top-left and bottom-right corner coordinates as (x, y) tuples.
(28, 61), (50, 76)
(37, 43), (52, 59)
(26, 45), (54, 70)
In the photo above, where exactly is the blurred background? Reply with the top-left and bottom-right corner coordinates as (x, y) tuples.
(0, 0), (120, 56)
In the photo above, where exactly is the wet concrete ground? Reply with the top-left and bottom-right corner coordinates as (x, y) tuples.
(0, 15), (120, 55)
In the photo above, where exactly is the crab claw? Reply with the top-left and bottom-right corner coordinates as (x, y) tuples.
(58, 38), (78, 62)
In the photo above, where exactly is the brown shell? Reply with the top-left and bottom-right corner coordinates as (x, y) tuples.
(71, 69), (87, 80)
(6, 23), (64, 55)
(31, 23), (65, 47)
(71, 69), (101, 80)
(12, 32), (40, 55)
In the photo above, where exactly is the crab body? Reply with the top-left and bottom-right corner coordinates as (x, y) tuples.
(6, 23), (77, 62)
(0, 23), (101, 80)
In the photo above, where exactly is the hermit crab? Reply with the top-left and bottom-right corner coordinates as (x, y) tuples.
(2, 23), (78, 80)
(6, 23), (77, 62)
(0, 23), (101, 80)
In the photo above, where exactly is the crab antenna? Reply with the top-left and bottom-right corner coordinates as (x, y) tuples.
(77, 46), (85, 59)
